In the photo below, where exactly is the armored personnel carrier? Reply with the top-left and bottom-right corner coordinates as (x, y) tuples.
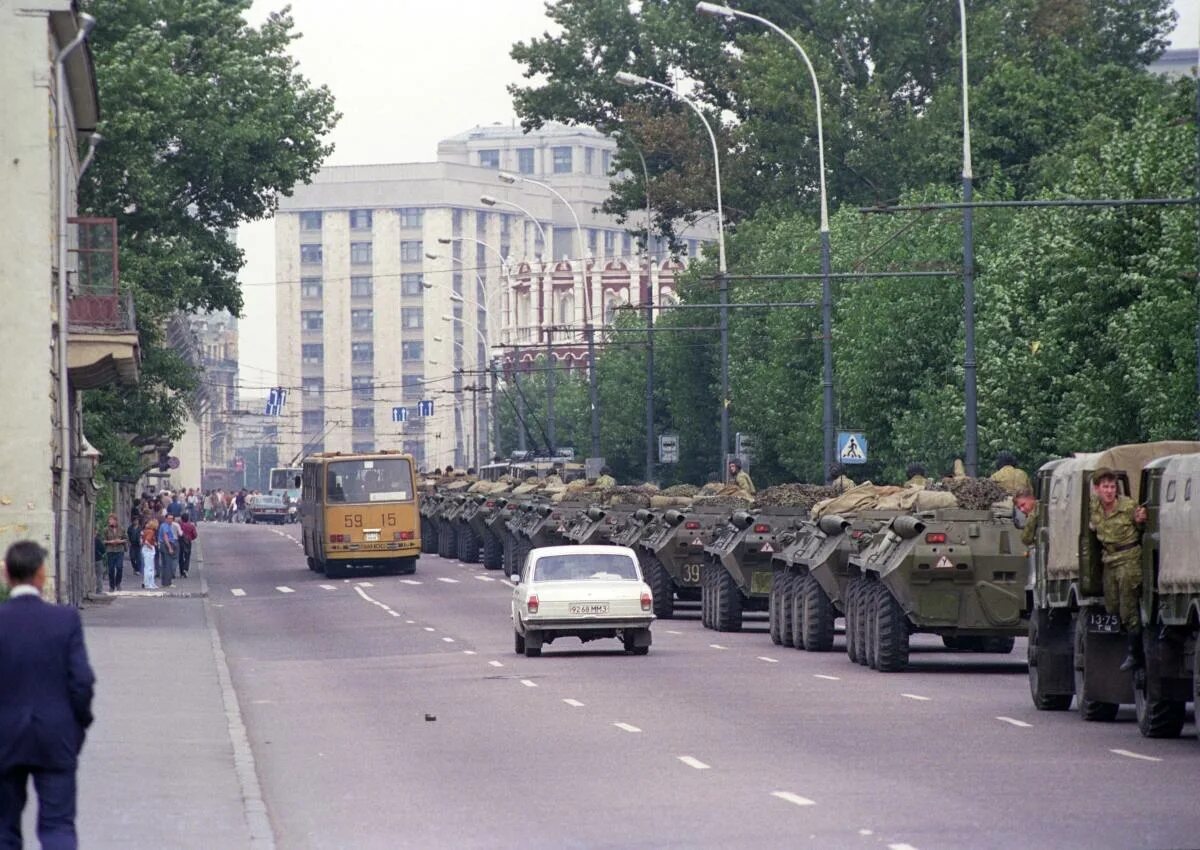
(639, 506), (728, 618)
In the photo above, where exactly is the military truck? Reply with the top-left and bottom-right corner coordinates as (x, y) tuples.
(845, 508), (1027, 672)
(701, 507), (808, 632)
(639, 506), (728, 618)
(1026, 441), (1200, 722)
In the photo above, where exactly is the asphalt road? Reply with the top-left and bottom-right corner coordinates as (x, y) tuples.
(202, 522), (1200, 850)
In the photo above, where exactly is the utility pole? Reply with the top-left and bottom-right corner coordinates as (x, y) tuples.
(645, 261), (655, 484)
(491, 358), (502, 460)
(516, 365), (527, 452)
(545, 331), (556, 454)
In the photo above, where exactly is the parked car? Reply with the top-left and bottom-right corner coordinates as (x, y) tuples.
(248, 493), (288, 525)
(511, 545), (655, 657)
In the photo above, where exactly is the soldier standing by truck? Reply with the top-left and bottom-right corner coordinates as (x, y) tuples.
(1089, 468), (1148, 671)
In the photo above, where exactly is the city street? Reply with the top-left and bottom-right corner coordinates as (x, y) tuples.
(97, 522), (1199, 850)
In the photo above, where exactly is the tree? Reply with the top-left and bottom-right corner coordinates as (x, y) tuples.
(79, 0), (339, 479)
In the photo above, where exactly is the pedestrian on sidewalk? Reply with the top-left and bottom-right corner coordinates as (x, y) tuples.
(126, 514), (141, 576)
(178, 513), (197, 578)
(102, 514), (127, 592)
(157, 514), (179, 588)
(141, 519), (159, 589)
(0, 540), (95, 850)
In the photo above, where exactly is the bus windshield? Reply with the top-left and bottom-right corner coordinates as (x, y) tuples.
(325, 458), (413, 504)
(270, 468), (302, 492)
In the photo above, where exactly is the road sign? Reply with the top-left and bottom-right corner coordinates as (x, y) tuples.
(265, 386), (288, 416)
(418, 399), (435, 417)
(837, 431), (868, 465)
(391, 406), (408, 423)
(735, 432), (755, 461)
(167, 456), (180, 470)
(658, 433), (679, 464)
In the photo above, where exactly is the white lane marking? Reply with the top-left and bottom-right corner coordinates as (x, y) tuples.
(613, 722), (642, 733)
(387, 611), (400, 617)
(901, 693), (931, 701)
(353, 585), (392, 613)
(441, 637), (455, 643)
(996, 716), (1032, 728)
(423, 627), (436, 632)
(319, 584), (337, 591)
(858, 829), (874, 836)
(889, 844), (920, 850)
(275, 586), (295, 594)
(437, 577), (460, 584)
(563, 698), (584, 707)
(678, 756), (710, 770)
(813, 674), (841, 681)
(357, 582), (374, 588)
(520, 679), (538, 688)
(488, 660), (504, 668)
(709, 644), (728, 650)
(400, 579), (422, 585)
(757, 656), (779, 664)
(771, 791), (816, 807)
(230, 588), (246, 597)
(463, 650), (477, 656)
(665, 629), (683, 635)
(474, 575), (495, 582)
(1110, 748), (1163, 762)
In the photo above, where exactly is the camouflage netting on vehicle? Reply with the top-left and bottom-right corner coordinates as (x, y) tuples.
(661, 484), (700, 497)
(692, 492), (754, 509)
(928, 477), (1009, 510)
(755, 484), (839, 510)
(605, 485), (657, 507)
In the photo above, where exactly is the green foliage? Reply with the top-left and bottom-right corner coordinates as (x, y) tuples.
(78, 0), (339, 479)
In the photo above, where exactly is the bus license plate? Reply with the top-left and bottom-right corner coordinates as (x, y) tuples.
(1087, 612), (1121, 633)
(569, 603), (609, 615)
(364, 532), (380, 542)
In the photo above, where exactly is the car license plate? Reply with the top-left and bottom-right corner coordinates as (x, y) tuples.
(569, 603), (609, 615)
(364, 532), (380, 542)
(1087, 612), (1121, 633)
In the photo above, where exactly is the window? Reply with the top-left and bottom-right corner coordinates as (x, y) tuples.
(1166, 480), (1177, 502)
(402, 308), (423, 329)
(352, 376), (373, 400)
(301, 344), (323, 365)
(587, 228), (598, 255)
(324, 457), (413, 504)
(401, 241), (423, 262)
(623, 232), (632, 255)
(349, 209), (373, 230)
(352, 408), (374, 429)
(351, 276), (373, 298)
(350, 241), (372, 265)
(300, 243), (323, 264)
(302, 377), (323, 396)
(552, 146), (572, 173)
(301, 277), (322, 299)
(584, 147), (594, 174)
(478, 149), (500, 169)
(401, 274), (424, 296)
(351, 309), (373, 331)
(399, 207), (423, 228)
(602, 150), (612, 175)
(603, 230), (616, 255)
(352, 441), (375, 454)
(299, 211), (322, 231)
(351, 342), (374, 363)
(402, 374), (423, 400)
(517, 147), (535, 174)
(402, 341), (423, 361)
(301, 310), (323, 332)
(302, 410), (324, 430)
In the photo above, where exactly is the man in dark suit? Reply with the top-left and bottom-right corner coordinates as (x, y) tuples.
(0, 541), (95, 850)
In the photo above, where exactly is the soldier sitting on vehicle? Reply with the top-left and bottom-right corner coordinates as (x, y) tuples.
(1089, 467), (1148, 672)
(594, 466), (616, 489)
(544, 464), (565, 488)
(728, 459), (755, 495)
(903, 463), (928, 489)
(829, 463), (854, 492)
(991, 451), (1031, 495)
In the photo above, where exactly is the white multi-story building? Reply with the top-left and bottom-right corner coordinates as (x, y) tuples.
(274, 122), (714, 470)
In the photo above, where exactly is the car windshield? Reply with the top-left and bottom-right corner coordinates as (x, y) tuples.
(533, 553), (638, 582)
(257, 495), (283, 506)
(326, 458), (412, 504)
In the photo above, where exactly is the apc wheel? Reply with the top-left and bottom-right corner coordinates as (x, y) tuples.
(714, 567), (743, 632)
(780, 573), (797, 648)
(646, 557), (674, 619)
(1074, 615), (1119, 722)
(1028, 614), (1073, 711)
(844, 578), (861, 662)
(514, 629), (526, 655)
(874, 586), (910, 672)
(420, 520), (437, 553)
(789, 574), (806, 650)
(853, 580), (871, 666)
(456, 525), (479, 562)
(437, 523), (455, 558)
(768, 571), (785, 645)
(1134, 685), (1186, 738)
(482, 533), (503, 570)
(865, 584), (882, 669)
(802, 575), (836, 652)
(700, 565), (714, 629)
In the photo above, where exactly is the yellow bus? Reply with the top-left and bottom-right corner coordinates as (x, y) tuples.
(300, 451), (420, 577)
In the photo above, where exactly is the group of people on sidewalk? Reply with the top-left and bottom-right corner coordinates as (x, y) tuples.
(93, 490), (199, 592)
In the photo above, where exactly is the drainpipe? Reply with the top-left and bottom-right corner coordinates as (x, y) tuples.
(54, 11), (96, 603)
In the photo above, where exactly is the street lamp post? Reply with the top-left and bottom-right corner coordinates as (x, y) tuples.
(695, 2), (835, 480)
(615, 70), (730, 478)
(955, 0), (979, 476)
(442, 313), (490, 465)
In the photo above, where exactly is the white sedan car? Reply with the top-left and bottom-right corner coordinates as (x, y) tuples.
(511, 545), (655, 657)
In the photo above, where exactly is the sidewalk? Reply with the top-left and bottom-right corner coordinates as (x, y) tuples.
(27, 542), (273, 849)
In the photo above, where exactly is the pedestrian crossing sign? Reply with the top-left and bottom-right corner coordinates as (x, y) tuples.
(837, 431), (868, 464)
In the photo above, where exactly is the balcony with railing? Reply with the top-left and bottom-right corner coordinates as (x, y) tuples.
(66, 218), (140, 389)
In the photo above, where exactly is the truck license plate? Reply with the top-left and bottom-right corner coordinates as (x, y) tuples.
(569, 603), (609, 615)
(1087, 612), (1121, 633)
(364, 532), (380, 542)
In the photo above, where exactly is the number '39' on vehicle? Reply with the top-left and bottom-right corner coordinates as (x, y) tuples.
(511, 545), (654, 657)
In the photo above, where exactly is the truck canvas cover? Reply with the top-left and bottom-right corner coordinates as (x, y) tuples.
(1155, 453), (1200, 593)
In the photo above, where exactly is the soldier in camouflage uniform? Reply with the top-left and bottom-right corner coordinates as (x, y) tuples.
(1089, 467), (1148, 671)
(594, 466), (616, 489)
(903, 463), (928, 489)
(828, 463), (855, 492)
(990, 451), (1032, 495)
(1014, 488), (1038, 548)
(727, 460), (755, 495)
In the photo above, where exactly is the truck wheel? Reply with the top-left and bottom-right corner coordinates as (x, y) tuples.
(647, 557), (674, 619)
(802, 575), (836, 652)
(768, 571), (784, 646)
(844, 578), (860, 662)
(715, 567), (743, 632)
(789, 575), (807, 650)
(1074, 615), (1119, 722)
(1134, 684), (1186, 738)
(1028, 613), (1073, 711)
(482, 533), (503, 570)
(874, 586), (910, 672)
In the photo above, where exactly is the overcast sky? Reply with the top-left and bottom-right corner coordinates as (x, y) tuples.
(235, 0), (1200, 393)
